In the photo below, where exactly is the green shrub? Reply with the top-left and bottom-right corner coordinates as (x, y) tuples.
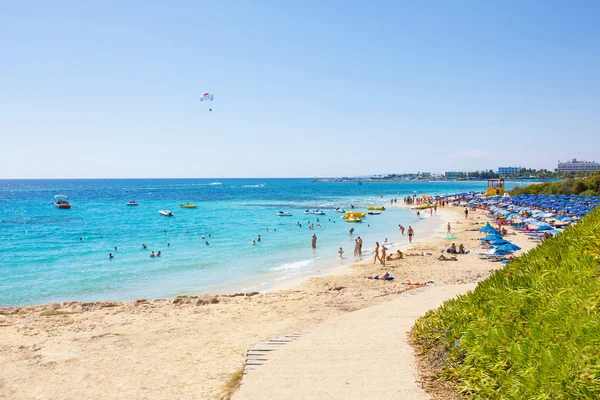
(413, 208), (600, 399)
(511, 172), (600, 196)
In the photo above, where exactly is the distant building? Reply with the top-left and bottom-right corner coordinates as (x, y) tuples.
(445, 171), (464, 180)
(498, 167), (520, 176)
(557, 159), (600, 173)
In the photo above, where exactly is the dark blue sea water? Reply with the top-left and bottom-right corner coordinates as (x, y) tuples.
(0, 179), (517, 306)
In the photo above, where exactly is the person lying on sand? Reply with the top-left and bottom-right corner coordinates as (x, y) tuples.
(365, 272), (394, 281)
(438, 254), (458, 261)
(406, 252), (433, 256)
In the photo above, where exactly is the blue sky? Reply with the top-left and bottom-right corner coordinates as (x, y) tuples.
(1, 1), (598, 178)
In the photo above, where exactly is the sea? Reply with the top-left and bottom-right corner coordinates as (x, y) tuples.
(0, 179), (523, 306)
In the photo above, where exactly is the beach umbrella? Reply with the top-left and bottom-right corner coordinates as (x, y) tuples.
(495, 243), (521, 252)
(441, 233), (457, 240)
(490, 239), (509, 246)
(480, 224), (497, 233)
(536, 225), (553, 231)
(481, 234), (502, 241)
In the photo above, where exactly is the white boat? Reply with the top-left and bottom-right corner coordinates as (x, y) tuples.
(334, 208), (346, 213)
(304, 209), (314, 214)
(126, 201), (139, 206)
(368, 211), (382, 215)
(313, 210), (325, 215)
(159, 210), (174, 217)
(277, 211), (292, 216)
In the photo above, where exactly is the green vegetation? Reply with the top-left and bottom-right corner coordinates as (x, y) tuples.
(511, 172), (600, 196)
(412, 208), (600, 399)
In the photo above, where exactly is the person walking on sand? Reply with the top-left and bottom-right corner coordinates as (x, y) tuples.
(447, 223), (451, 234)
(338, 247), (344, 258)
(380, 245), (387, 266)
(408, 226), (414, 243)
(311, 234), (317, 249)
(373, 242), (381, 264)
(464, 207), (469, 219)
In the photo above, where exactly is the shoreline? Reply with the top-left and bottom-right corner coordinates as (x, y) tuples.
(0, 204), (538, 399)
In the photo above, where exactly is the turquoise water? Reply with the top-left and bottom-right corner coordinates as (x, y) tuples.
(0, 179), (518, 306)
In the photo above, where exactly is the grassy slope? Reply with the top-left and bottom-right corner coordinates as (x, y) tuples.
(412, 208), (600, 399)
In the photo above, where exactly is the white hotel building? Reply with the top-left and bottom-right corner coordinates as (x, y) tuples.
(557, 159), (600, 173)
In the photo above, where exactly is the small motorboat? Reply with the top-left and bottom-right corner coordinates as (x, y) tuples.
(159, 210), (174, 217)
(368, 211), (382, 215)
(347, 217), (362, 223)
(54, 195), (71, 209)
(313, 210), (325, 215)
(126, 201), (139, 206)
(180, 203), (197, 209)
(334, 208), (346, 213)
(304, 209), (314, 214)
(277, 211), (292, 216)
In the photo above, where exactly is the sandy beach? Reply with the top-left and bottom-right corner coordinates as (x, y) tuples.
(0, 205), (537, 399)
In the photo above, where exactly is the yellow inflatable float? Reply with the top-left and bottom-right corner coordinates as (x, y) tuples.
(366, 206), (386, 211)
(343, 211), (366, 222)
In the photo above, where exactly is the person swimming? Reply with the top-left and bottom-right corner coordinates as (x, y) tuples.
(150, 251), (155, 257)
(109, 253), (114, 259)
(156, 251), (161, 257)
(142, 244), (147, 249)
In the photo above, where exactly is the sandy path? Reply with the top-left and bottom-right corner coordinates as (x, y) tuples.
(234, 283), (476, 400)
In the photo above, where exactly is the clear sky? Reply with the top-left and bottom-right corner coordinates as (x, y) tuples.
(1, 1), (599, 178)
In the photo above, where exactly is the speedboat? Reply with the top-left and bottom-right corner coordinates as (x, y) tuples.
(334, 208), (346, 213)
(368, 211), (382, 215)
(180, 203), (197, 209)
(347, 217), (362, 223)
(277, 211), (292, 216)
(304, 209), (314, 214)
(159, 210), (174, 217)
(313, 210), (325, 215)
(54, 195), (71, 209)
(126, 201), (139, 206)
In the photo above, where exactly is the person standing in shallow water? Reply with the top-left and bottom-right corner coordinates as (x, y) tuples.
(408, 226), (414, 243)
(311, 234), (317, 249)
(354, 239), (359, 257)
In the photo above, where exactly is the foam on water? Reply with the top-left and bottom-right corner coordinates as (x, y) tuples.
(268, 258), (316, 272)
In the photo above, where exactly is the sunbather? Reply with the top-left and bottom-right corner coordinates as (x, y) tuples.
(438, 254), (458, 261)
(386, 250), (403, 261)
(365, 272), (394, 281)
